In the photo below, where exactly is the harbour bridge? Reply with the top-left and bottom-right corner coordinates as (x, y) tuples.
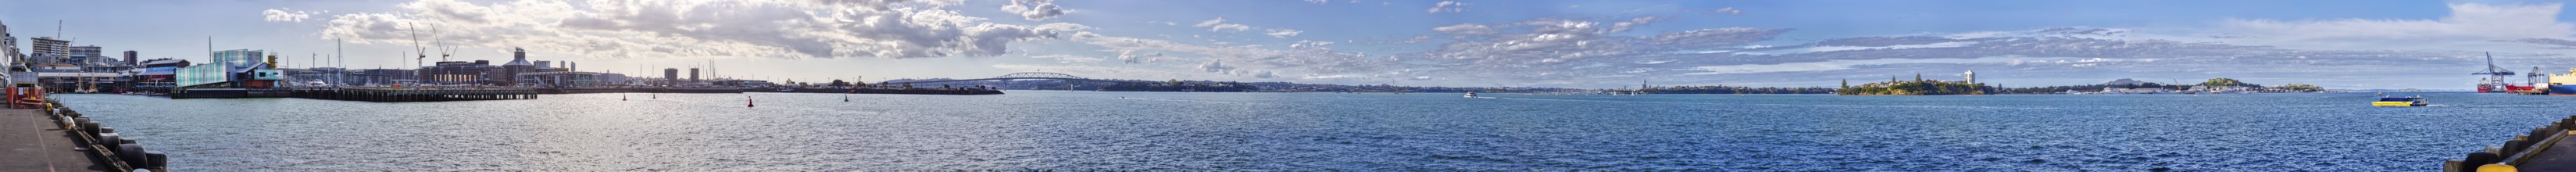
(884, 72), (1149, 84)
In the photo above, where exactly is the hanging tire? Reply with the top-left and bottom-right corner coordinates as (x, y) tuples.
(118, 138), (136, 145)
(80, 122), (100, 134)
(99, 127), (114, 134)
(116, 144), (146, 166)
(96, 134), (120, 147)
(145, 152), (166, 169)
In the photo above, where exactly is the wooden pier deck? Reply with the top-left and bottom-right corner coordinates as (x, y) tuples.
(291, 88), (540, 102)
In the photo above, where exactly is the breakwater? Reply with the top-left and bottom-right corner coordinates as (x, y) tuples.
(33, 101), (168, 171)
(2445, 114), (2576, 171)
(289, 88), (541, 102)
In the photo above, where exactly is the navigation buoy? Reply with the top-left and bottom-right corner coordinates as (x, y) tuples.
(748, 95), (756, 107)
(622, 94), (628, 101)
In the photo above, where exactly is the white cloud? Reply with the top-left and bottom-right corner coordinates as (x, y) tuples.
(1709, 7), (1742, 16)
(991, 64), (1242, 80)
(1116, 50), (1163, 63)
(1289, 40), (1334, 49)
(1194, 17), (1252, 32)
(2213, 3), (2574, 51)
(1199, 60), (1237, 73)
(1431, 23), (1495, 34)
(1031, 54), (1106, 63)
(1264, 29), (1303, 38)
(263, 9), (314, 23)
(1000, 0), (1070, 21)
(309, 0), (1061, 59)
(1036, 23), (1092, 31)
(1731, 41), (1978, 56)
(1427, 1), (1469, 13)
(1687, 56), (2083, 75)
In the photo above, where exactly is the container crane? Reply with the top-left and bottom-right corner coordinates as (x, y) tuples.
(2474, 52), (2533, 92)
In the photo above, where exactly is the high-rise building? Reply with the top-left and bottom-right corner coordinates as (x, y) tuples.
(1, 20), (15, 63)
(501, 48), (534, 85)
(123, 51), (136, 66)
(70, 45), (99, 59)
(663, 68), (678, 85)
(1964, 70), (1976, 84)
(688, 68), (700, 82)
(29, 37), (68, 58)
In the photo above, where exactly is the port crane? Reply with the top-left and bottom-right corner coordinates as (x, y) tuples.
(2474, 52), (2531, 92)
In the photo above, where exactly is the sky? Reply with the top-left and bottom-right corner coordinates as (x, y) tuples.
(5, 0), (2576, 89)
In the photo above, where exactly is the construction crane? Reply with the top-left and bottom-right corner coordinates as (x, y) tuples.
(409, 23), (430, 84)
(434, 26), (453, 63)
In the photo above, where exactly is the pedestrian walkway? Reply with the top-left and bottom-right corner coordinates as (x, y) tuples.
(0, 108), (110, 172)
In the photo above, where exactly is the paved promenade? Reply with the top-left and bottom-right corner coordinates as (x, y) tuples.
(0, 108), (109, 172)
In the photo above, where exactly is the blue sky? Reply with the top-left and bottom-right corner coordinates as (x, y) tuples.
(5, 0), (2575, 89)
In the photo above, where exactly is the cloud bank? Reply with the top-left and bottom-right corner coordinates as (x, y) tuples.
(298, 0), (1072, 59)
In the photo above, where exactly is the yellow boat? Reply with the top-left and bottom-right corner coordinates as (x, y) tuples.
(2374, 96), (2427, 106)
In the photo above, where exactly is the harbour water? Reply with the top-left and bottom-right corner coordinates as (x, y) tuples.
(56, 91), (2576, 170)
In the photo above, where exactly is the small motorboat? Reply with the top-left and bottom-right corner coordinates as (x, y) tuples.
(1463, 92), (1478, 98)
(2373, 95), (2427, 107)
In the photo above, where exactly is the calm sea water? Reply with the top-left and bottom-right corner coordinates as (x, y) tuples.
(55, 91), (2576, 170)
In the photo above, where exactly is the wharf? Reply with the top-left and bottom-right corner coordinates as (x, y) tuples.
(290, 88), (539, 102)
(0, 104), (114, 171)
(2448, 114), (2576, 171)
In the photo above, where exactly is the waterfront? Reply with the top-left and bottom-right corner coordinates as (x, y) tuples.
(56, 91), (2576, 170)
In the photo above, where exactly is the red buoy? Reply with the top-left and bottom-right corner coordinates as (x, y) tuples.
(747, 95), (756, 107)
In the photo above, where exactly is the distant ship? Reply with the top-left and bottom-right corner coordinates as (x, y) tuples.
(1463, 92), (1477, 98)
(2548, 68), (2576, 95)
(2374, 95), (2427, 107)
(2474, 52), (2540, 93)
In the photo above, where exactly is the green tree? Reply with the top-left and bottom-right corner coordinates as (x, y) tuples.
(2277, 84), (2324, 92)
(2199, 78), (2260, 88)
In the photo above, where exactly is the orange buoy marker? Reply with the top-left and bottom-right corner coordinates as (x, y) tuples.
(747, 95), (756, 107)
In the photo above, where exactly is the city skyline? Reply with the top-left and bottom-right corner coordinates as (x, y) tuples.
(5, 0), (2575, 89)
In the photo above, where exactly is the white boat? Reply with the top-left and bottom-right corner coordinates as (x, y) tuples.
(1464, 92), (1477, 98)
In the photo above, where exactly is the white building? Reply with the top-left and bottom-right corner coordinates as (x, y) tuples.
(1964, 70), (1976, 84)
(2, 19), (15, 64)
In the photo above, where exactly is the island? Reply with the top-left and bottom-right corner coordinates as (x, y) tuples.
(1836, 73), (1990, 95)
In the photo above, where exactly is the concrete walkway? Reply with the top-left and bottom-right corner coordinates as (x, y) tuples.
(0, 108), (109, 172)
(2517, 131), (2576, 170)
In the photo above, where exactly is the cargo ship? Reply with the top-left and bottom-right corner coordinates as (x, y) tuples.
(2475, 52), (2542, 93)
(2547, 68), (2576, 95)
